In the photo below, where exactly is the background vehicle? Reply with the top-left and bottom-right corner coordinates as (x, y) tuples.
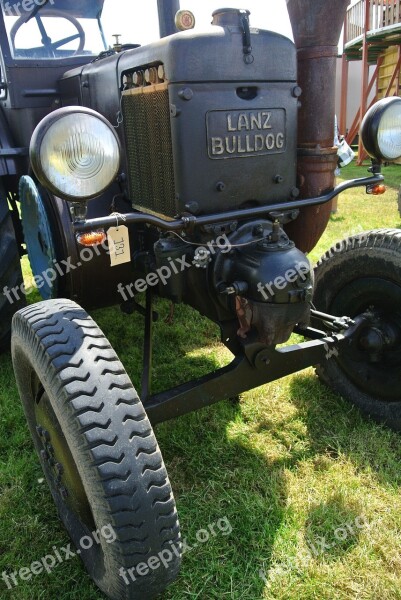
(2, 0), (401, 598)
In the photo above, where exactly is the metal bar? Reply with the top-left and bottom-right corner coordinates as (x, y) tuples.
(74, 175), (384, 234)
(145, 334), (347, 424)
(22, 89), (59, 97)
(157, 0), (180, 38)
(293, 325), (327, 340)
(141, 289), (154, 402)
(0, 147), (28, 157)
(311, 309), (342, 323)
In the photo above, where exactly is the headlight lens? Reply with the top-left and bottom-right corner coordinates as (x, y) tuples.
(30, 107), (121, 202)
(360, 97), (401, 161)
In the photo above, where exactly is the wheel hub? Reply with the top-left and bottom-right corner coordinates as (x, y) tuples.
(329, 276), (401, 401)
(34, 391), (95, 531)
(355, 310), (400, 362)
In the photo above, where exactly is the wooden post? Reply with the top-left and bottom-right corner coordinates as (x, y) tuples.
(358, 0), (371, 165)
(339, 15), (349, 135)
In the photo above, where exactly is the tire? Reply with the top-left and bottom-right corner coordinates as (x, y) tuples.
(0, 193), (25, 352)
(11, 299), (181, 599)
(313, 229), (401, 430)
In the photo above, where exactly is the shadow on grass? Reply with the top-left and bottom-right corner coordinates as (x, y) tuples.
(329, 215), (346, 223)
(3, 297), (401, 599)
(1, 304), (286, 599)
(1, 343), (286, 599)
(289, 372), (401, 489)
(156, 399), (288, 600)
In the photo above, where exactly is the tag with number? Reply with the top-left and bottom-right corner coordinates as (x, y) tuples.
(107, 225), (131, 267)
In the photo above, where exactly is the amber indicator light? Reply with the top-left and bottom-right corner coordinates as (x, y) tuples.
(76, 230), (107, 247)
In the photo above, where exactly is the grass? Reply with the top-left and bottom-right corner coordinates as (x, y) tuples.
(1, 161), (401, 599)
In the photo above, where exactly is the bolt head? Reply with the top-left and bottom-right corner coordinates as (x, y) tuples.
(253, 225), (264, 236)
(55, 463), (64, 475)
(59, 487), (69, 499)
(179, 87), (193, 101)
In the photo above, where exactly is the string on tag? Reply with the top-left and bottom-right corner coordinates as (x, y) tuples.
(110, 212), (127, 230)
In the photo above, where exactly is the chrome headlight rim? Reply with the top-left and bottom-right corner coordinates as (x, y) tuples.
(30, 106), (121, 203)
(361, 96), (401, 162)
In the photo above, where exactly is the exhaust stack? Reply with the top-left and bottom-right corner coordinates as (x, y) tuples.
(285, 0), (350, 252)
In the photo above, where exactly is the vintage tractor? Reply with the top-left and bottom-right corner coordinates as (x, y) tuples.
(2, 0), (401, 597)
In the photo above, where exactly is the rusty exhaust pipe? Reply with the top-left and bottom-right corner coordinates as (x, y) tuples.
(284, 0), (350, 253)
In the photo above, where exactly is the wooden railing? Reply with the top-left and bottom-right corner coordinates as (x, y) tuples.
(346, 0), (401, 44)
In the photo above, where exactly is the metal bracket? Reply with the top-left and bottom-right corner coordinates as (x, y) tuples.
(141, 289), (154, 403)
(144, 326), (353, 424)
(311, 308), (354, 332)
(240, 10), (254, 64)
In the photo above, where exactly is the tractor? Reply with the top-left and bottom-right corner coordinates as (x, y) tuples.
(1, 0), (401, 598)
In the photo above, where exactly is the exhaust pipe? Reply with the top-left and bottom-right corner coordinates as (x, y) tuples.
(285, 0), (350, 252)
(158, 0), (180, 37)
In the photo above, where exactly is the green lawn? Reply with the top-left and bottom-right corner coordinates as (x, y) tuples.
(1, 162), (401, 599)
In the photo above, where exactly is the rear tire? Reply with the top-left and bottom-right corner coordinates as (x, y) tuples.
(12, 299), (181, 599)
(0, 192), (25, 353)
(313, 229), (401, 430)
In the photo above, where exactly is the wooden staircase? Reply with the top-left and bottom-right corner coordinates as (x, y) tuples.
(341, 0), (401, 163)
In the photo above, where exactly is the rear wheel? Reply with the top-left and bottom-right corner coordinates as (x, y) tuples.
(12, 299), (181, 599)
(313, 229), (401, 430)
(0, 191), (25, 352)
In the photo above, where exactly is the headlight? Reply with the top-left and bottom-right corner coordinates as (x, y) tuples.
(361, 97), (401, 161)
(30, 107), (121, 202)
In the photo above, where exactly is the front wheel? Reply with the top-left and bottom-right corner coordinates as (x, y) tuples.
(12, 299), (181, 599)
(313, 229), (401, 430)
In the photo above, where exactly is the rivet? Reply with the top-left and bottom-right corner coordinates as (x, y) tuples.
(178, 87), (193, 101)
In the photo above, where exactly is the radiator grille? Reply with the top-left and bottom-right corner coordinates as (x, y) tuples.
(122, 83), (176, 218)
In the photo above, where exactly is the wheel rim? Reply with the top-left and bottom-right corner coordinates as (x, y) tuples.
(32, 378), (95, 532)
(20, 176), (58, 301)
(330, 276), (401, 400)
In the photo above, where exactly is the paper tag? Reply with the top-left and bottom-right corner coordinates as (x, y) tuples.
(107, 225), (131, 267)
